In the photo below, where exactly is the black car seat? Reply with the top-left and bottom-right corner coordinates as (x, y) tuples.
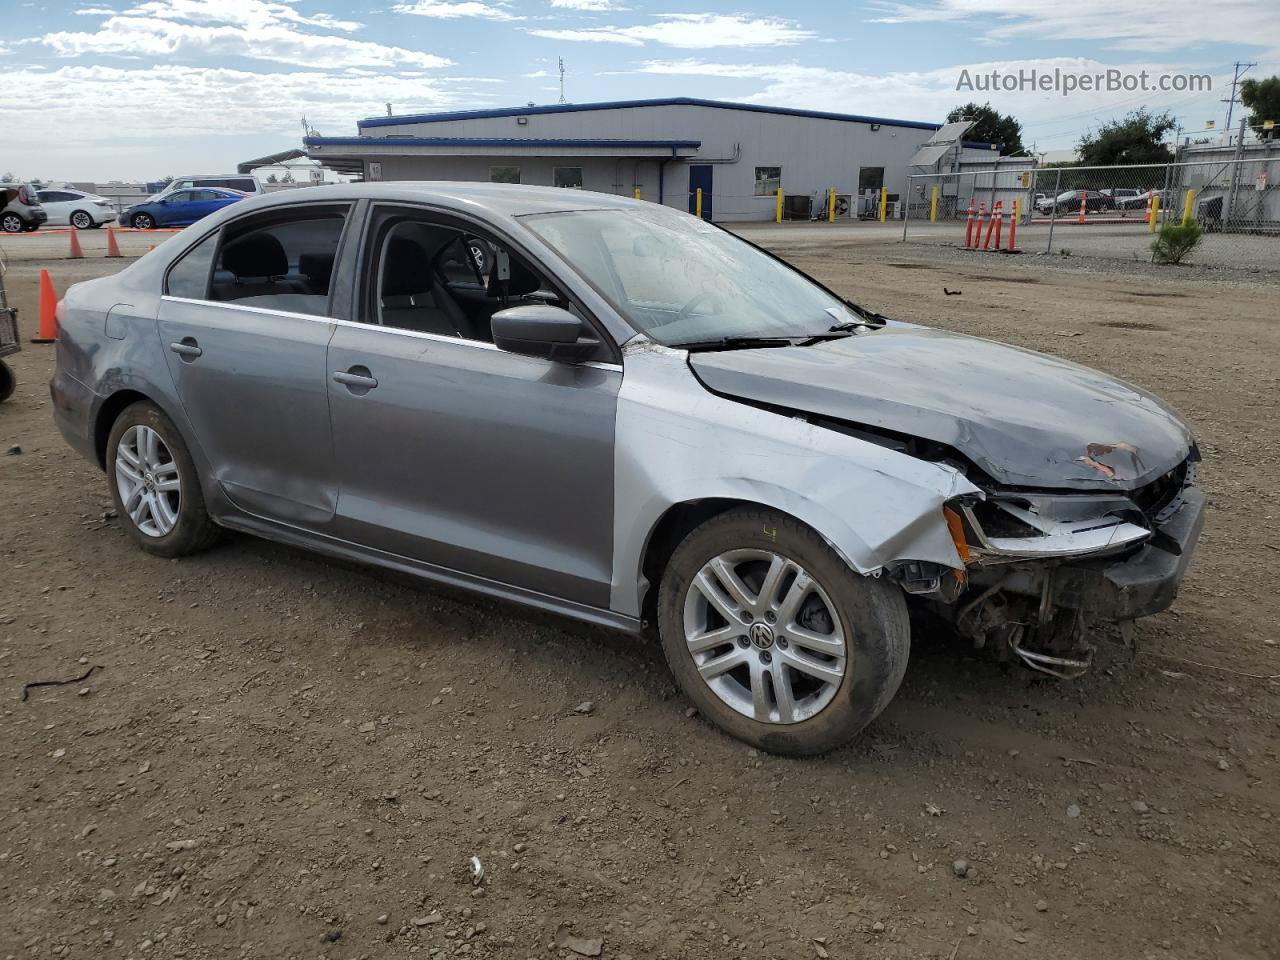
(216, 232), (306, 300)
(380, 235), (469, 337)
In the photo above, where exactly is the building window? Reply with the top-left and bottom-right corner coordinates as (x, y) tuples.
(553, 167), (583, 189)
(490, 166), (521, 184)
(754, 166), (782, 196)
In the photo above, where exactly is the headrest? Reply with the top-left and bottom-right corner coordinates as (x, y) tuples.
(382, 235), (434, 297)
(222, 232), (288, 279)
(487, 256), (542, 298)
(298, 252), (334, 290)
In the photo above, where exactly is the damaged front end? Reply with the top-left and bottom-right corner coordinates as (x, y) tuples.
(894, 455), (1206, 679)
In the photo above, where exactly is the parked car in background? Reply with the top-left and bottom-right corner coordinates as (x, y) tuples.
(1, 183), (48, 233)
(53, 184), (1206, 756)
(1116, 189), (1165, 212)
(149, 175), (262, 202)
(36, 189), (116, 229)
(1034, 189), (1113, 215)
(118, 188), (245, 229)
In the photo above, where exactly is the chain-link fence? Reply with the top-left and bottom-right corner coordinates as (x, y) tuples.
(902, 156), (1280, 269)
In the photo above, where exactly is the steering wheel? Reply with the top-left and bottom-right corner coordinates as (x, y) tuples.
(674, 291), (722, 323)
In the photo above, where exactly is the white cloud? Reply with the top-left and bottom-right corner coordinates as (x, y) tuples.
(393, 0), (524, 21)
(621, 57), (1232, 147)
(868, 0), (1280, 56)
(6, 63), (481, 145)
(529, 13), (815, 48)
(124, 0), (361, 32)
(39, 13), (450, 69)
(549, 0), (621, 10)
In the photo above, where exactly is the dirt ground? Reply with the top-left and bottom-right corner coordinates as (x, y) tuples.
(1, 231), (1277, 960)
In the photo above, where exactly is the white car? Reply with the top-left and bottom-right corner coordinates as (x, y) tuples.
(36, 189), (116, 229)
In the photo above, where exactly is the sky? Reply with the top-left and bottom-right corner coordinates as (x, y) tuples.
(3, 0), (1278, 181)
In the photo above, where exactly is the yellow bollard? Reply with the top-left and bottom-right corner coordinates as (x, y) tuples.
(1148, 193), (1161, 232)
(1013, 197), (1020, 228)
(1182, 189), (1196, 227)
(879, 187), (888, 223)
(929, 186), (938, 223)
(633, 186), (641, 200)
(827, 188), (836, 223)
(775, 187), (783, 223)
(695, 187), (703, 220)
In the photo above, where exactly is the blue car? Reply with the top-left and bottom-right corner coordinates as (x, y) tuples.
(119, 187), (245, 229)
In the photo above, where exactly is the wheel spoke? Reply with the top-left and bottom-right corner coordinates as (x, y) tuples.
(775, 572), (813, 625)
(784, 624), (846, 657)
(152, 459), (179, 480)
(115, 458), (143, 484)
(770, 661), (798, 724)
(129, 491), (151, 527)
(692, 571), (742, 624)
(779, 647), (845, 685)
(139, 428), (159, 469)
(748, 660), (772, 721)
(152, 491), (179, 532)
(154, 477), (180, 493)
(757, 554), (792, 611)
(707, 557), (755, 613)
(117, 443), (141, 469)
(686, 624), (740, 654)
(122, 482), (145, 514)
(696, 647), (748, 681)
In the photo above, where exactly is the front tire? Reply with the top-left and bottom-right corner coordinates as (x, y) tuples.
(657, 508), (910, 756)
(106, 401), (220, 557)
(131, 213), (155, 229)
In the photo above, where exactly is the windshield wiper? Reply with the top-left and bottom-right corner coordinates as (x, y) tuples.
(675, 336), (800, 352)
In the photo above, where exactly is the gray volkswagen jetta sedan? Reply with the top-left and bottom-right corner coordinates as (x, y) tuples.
(51, 183), (1205, 755)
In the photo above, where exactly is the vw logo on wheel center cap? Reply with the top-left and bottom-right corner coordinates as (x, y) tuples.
(748, 621), (775, 649)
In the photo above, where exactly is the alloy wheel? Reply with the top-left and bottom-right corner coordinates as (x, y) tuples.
(1, 214), (22, 233)
(682, 548), (847, 724)
(72, 211), (92, 229)
(115, 425), (182, 537)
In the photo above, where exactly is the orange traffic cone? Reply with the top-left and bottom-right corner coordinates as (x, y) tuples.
(105, 227), (122, 258)
(32, 269), (58, 343)
(67, 229), (84, 259)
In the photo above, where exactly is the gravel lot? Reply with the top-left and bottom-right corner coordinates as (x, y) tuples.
(1, 229), (1277, 960)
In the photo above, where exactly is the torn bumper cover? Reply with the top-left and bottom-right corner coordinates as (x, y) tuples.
(1037, 485), (1206, 620)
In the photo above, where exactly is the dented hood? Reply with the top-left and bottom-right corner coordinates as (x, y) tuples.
(689, 323), (1193, 491)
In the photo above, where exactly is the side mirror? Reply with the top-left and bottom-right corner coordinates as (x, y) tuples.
(491, 304), (597, 363)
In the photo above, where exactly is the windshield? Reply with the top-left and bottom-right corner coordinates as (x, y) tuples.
(520, 206), (855, 346)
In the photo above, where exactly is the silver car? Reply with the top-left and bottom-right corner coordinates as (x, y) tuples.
(51, 184), (1205, 755)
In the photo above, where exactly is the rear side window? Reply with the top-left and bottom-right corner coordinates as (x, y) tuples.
(228, 179), (256, 192)
(165, 232), (218, 299)
(208, 208), (348, 316)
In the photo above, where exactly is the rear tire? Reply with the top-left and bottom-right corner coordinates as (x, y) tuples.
(0, 360), (14, 403)
(657, 507), (910, 756)
(71, 210), (93, 230)
(106, 401), (220, 557)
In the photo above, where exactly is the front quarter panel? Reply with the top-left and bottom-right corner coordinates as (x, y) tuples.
(610, 341), (981, 617)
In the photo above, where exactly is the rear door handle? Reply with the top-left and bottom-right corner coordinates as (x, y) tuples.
(332, 368), (378, 390)
(169, 338), (202, 360)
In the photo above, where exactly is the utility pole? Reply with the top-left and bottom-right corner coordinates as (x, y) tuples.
(1223, 61), (1256, 132)
(558, 57), (566, 104)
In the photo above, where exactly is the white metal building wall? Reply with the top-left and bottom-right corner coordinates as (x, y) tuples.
(360, 103), (938, 221)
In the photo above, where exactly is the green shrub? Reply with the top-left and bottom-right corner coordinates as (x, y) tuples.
(1151, 221), (1203, 264)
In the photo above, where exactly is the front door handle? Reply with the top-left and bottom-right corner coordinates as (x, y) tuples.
(332, 367), (378, 391)
(169, 338), (202, 360)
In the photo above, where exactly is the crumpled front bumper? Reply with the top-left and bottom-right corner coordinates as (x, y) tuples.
(1038, 485), (1206, 621)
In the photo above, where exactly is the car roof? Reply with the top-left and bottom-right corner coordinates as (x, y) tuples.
(236, 181), (646, 219)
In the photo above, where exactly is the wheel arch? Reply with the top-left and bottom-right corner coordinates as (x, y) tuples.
(94, 389), (153, 468)
(636, 497), (842, 628)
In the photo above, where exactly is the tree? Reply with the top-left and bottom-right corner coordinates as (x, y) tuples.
(946, 102), (1025, 155)
(1239, 76), (1280, 138)
(1077, 109), (1176, 165)
(0, 172), (15, 183)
